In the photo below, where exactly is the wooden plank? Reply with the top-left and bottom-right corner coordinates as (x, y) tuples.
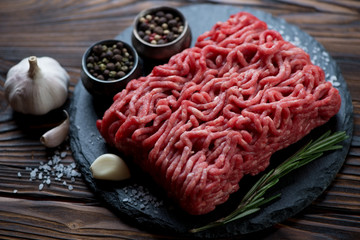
(1, 196), (359, 239)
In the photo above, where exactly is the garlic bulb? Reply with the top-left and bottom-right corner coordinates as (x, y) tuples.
(90, 154), (131, 181)
(5, 56), (69, 115)
(40, 110), (70, 148)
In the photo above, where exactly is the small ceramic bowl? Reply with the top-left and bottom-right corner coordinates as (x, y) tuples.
(81, 39), (142, 98)
(131, 6), (192, 61)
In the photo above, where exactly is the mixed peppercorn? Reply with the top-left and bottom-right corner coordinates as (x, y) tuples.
(86, 42), (134, 81)
(137, 10), (184, 45)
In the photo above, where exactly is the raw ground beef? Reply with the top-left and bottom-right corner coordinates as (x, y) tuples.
(96, 12), (341, 215)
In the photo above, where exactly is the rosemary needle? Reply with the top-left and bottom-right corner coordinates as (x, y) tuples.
(190, 130), (348, 233)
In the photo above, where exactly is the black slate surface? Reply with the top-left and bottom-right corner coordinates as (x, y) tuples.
(69, 4), (353, 238)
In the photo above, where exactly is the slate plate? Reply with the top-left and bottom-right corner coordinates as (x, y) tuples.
(69, 4), (353, 239)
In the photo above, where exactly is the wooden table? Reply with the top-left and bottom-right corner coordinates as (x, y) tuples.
(1, 1), (359, 239)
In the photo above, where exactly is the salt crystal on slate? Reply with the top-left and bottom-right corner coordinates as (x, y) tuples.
(39, 183), (44, 191)
(68, 185), (73, 191)
(120, 184), (165, 212)
(17, 172), (21, 178)
(329, 75), (340, 87)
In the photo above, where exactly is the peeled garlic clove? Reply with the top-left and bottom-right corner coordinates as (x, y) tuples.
(40, 110), (70, 148)
(90, 154), (131, 181)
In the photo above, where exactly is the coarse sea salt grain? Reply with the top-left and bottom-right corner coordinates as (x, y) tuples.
(45, 178), (51, 185)
(121, 184), (165, 214)
(328, 75), (341, 87)
(60, 151), (67, 158)
(15, 144), (82, 193)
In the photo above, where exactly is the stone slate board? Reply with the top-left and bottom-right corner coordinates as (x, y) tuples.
(69, 4), (353, 239)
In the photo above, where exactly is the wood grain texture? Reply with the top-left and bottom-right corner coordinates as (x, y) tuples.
(0, 0), (360, 239)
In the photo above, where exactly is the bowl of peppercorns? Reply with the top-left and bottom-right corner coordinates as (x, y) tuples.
(131, 6), (191, 61)
(81, 39), (142, 98)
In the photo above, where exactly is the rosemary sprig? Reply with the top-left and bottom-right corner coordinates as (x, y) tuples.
(190, 130), (348, 233)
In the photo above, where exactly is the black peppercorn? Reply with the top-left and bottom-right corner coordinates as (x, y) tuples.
(165, 13), (173, 20)
(113, 48), (120, 55)
(158, 17), (167, 25)
(105, 50), (113, 58)
(136, 10), (185, 45)
(86, 41), (135, 81)
(139, 22), (149, 31)
(116, 71), (125, 78)
(138, 31), (145, 38)
(155, 11), (165, 17)
(106, 62), (115, 71)
(93, 45), (102, 54)
(168, 19), (177, 28)
(87, 56), (94, 63)
(154, 26), (163, 35)
(166, 32), (175, 42)
(100, 52), (107, 59)
(172, 27), (179, 34)
(116, 42), (124, 49)
(103, 69), (110, 77)
(113, 54), (122, 62)
(158, 39), (165, 44)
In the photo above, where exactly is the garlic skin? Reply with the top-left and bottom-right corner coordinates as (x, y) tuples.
(40, 110), (70, 148)
(90, 154), (131, 181)
(5, 56), (69, 115)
